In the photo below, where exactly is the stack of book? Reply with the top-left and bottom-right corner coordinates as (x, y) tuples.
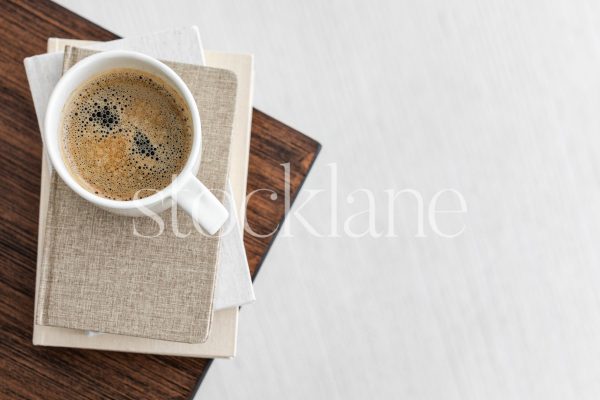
(23, 26), (255, 358)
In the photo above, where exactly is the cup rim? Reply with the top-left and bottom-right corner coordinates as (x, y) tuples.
(44, 50), (202, 209)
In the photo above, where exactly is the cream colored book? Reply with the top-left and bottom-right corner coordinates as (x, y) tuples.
(28, 31), (253, 357)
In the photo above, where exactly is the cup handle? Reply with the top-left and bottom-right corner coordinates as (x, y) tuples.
(175, 173), (229, 235)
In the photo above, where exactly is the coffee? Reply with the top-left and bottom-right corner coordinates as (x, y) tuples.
(60, 68), (193, 200)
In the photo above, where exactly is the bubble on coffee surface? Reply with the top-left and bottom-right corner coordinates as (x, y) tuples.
(61, 68), (193, 200)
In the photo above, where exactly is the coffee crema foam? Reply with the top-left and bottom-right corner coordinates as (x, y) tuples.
(61, 68), (193, 200)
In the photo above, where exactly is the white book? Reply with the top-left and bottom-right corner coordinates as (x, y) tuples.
(24, 28), (254, 358)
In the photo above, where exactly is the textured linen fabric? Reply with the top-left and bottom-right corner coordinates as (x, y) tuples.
(36, 46), (237, 343)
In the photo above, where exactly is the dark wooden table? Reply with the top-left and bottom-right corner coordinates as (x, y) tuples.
(0, 0), (320, 398)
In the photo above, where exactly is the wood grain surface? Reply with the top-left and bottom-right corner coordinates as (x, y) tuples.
(0, 0), (320, 399)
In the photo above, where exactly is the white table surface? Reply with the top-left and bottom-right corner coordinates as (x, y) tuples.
(55, 1), (600, 399)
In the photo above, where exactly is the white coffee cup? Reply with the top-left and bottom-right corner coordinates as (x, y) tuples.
(44, 50), (228, 235)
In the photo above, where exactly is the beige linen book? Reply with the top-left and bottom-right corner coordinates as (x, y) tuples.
(30, 37), (253, 356)
(35, 46), (237, 343)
